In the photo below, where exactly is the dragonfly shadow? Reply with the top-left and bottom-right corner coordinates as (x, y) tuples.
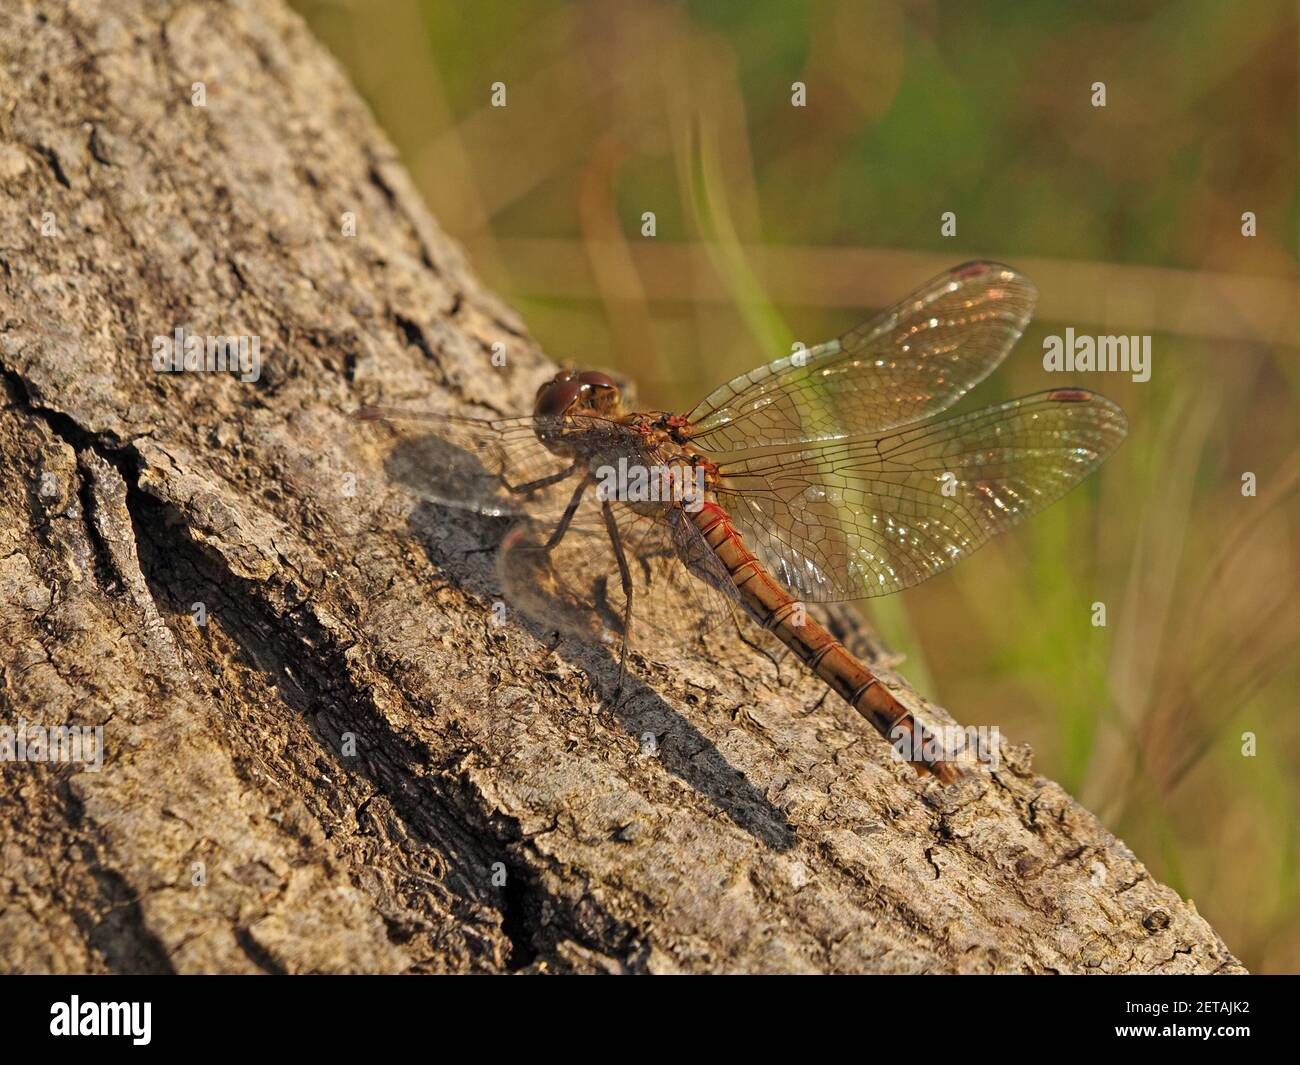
(392, 478), (797, 853)
(382, 431), (520, 517)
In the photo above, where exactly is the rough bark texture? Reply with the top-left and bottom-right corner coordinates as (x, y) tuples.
(0, 0), (1244, 974)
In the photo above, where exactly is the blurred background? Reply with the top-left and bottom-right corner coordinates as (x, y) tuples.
(292, 0), (1299, 972)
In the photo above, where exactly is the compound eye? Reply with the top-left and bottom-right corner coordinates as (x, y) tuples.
(536, 369), (575, 398)
(534, 378), (583, 416)
(577, 371), (617, 390)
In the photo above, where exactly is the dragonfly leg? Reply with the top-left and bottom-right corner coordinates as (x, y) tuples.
(504, 463), (578, 495)
(544, 474), (591, 550)
(601, 499), (634, 701)
(726, 599), (784, 680)
(464, 467), (583, 558)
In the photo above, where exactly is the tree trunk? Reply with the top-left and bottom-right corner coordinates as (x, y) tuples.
(0, 0), (1244, 974)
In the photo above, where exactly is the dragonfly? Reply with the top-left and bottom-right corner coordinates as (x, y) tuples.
(357, 262), (1127, 784)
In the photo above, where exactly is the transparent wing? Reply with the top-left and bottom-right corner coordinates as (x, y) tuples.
(712, 389), (1127, 603)
(355, 405), (621, 524)
(686, 261), (1037, 450)
(356, 404), (740, 653)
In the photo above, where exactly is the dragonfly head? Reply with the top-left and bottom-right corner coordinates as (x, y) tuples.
(534, 369), (622, 418)
(533, 369), (623, 456)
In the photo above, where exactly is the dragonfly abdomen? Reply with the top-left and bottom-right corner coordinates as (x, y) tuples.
(691, 502), (963, 784)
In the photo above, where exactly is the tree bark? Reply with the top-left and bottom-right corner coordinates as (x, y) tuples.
(0, 0), (1244, 974)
